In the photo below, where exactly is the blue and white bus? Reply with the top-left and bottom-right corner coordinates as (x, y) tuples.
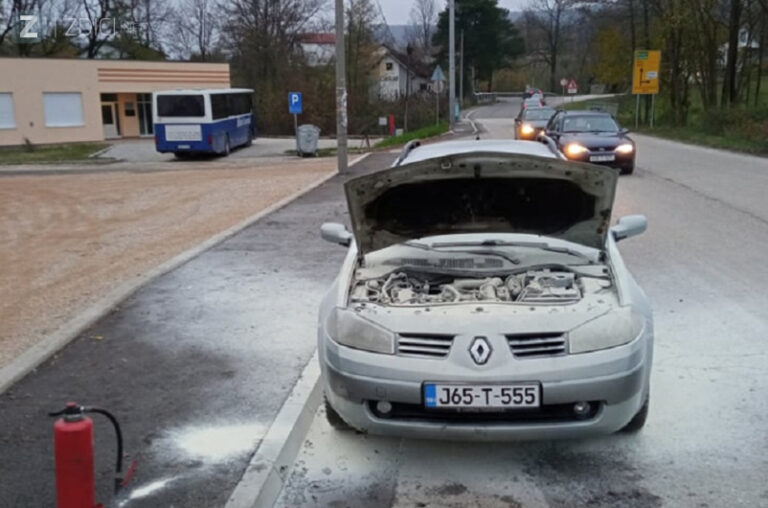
(153, 88), (255, 157)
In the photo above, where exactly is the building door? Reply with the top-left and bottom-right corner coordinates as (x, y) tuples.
(101, 103), (120, 139)
(137, 93), (153, 136)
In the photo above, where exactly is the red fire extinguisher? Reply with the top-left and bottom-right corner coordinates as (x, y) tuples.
(49, 402), (135, 508)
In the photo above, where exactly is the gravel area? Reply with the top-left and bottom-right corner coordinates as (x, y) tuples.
(0, 158), (337, 369)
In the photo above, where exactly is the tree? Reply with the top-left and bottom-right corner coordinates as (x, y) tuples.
(593, 24), (630, 90)
(79, 0), (114, 58)
(408, 0), (437, 54)
(169, 0), (220, 61)
(721, 0), (742, 106)
(523, 0), (570, 92)
(433, 0), (524, 93)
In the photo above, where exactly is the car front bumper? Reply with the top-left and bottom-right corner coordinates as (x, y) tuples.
(320, 329), (651, 440)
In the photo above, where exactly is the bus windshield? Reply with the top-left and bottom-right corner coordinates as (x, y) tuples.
(157, 95), (205, 117)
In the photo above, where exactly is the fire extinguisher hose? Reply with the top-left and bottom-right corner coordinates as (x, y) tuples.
(83, 407), (123, 493)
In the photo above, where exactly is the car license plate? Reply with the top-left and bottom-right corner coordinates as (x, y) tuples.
(424, 383), (540, 409)
(177, 144), (191, 149)
(590, 154), (615, 162)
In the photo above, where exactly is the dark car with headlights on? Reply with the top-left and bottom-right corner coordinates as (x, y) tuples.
(515, 107), (556, 140)
(545, 110), (636, 174)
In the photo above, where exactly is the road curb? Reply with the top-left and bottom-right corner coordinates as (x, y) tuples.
(225, 352), (322, 508)
(0, 152), (370, 395)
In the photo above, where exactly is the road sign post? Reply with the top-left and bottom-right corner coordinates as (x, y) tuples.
(560, 78), (567, 103)
(566, 79), (578, 103)
(632, 50), (661, 128)
(431, 65), (446, 125)
(289, 92), (303, 154)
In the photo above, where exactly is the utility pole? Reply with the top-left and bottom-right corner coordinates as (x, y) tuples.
(459, 30), (464, 107)
(334, 0), (348, 174)
(449, 0), (456, 130)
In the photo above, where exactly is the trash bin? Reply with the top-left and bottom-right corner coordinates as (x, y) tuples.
(296, 124), (321, 157)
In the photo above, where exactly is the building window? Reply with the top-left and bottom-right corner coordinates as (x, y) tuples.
(386, 62), (393, 71)
(43, 92), (84, 127)
(0, 93), (15, 129)
(137, 93), (153, 136)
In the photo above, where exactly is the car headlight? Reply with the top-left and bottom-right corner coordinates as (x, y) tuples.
(564, 143), (589, 158)
(615, 143), (634, 154)
(520, 123), (535, 135)
(568, 307), (645, 354)
(325, 308), (395, 354)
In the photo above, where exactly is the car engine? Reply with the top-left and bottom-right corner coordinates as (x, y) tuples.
(350, 269), (583, 306)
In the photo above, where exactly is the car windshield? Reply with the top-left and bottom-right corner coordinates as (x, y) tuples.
(563, 115), (619, 132)
(524, 108), (556, 121)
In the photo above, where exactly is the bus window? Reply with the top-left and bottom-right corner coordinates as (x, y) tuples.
(157, 95), (205, 117)
(211, 94), (229, 120)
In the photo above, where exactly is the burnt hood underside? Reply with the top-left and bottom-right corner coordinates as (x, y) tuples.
(345, 152), (618, 254)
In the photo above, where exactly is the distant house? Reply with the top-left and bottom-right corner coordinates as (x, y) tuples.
(298, 33), (336, 66)
(718, 28), (760, 66)
(372, 45), (431, 101)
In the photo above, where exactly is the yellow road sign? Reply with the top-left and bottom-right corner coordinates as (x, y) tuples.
(632, 50), (661, 94)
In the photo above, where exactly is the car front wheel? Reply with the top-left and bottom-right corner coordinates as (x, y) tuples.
(619, 395), (649, 433)
(324, 397), (353, 431)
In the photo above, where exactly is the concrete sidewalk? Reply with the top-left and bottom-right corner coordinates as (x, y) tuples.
(0, 152), (393, 507)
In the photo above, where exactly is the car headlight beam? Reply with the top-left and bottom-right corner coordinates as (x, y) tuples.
(520, 123), (535, 135)
(568, 307), (645, 354)
(564, 143), (589, 158)
(326, 308), (395, 354)
(615, 143), (634, 154)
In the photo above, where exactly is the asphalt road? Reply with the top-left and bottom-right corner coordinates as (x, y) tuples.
(0, 152), (394, 507)
(276, 98), (768, 507)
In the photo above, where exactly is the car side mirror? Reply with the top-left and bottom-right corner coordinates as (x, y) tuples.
(620, 127), (630, 135)
(611, 215), (647, 241)
(547, 130), (559, 139)
(320, 222), (352, 247)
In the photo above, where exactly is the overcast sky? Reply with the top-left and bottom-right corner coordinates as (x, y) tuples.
(377, 0), (527, 25)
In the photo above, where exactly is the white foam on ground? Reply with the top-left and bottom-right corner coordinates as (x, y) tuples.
(119, 477), (176, 505)
(171, 423), (265, 462)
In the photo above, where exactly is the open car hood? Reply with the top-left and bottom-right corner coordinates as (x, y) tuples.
(344, 151), (618, 254)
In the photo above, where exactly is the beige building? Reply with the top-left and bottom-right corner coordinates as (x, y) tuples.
(0, 58), (231, 147)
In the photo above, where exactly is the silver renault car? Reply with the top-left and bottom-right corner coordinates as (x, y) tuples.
(318, 139), (653, 440)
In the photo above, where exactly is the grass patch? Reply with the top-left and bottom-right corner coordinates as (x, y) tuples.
(373, 122), (449, 149)
(562, 94), (768, 155)
(0, 142), (110, 164)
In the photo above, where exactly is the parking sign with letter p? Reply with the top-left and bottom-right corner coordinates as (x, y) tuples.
(288, 92), (303, 115)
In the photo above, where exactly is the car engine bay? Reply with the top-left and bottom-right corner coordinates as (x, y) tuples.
(350, 269), (593, 306)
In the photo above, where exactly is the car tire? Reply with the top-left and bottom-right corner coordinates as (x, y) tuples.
(619, 395), (649, 433)
(223, 136), (231, 156)
(324, 397), (353, 431)
(620, 163), (635, 175)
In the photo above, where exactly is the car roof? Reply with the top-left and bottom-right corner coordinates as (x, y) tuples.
(398, 139), (558, 165)
(556, 110), (612, 117)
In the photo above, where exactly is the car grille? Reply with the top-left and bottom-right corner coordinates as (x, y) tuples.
(397, 334), (454, 358)
(506, 333), (567, 358)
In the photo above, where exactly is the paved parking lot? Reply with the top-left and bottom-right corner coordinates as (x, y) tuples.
(0, 153), (390, 507)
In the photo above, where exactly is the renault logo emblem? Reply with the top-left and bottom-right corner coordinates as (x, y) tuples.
(469, 336), (492, 365)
